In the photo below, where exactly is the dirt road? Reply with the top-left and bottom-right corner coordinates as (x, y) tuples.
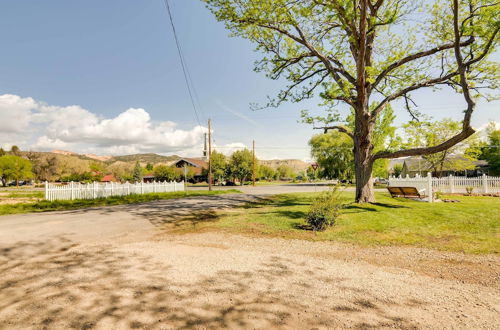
(0, 194), (498, 329)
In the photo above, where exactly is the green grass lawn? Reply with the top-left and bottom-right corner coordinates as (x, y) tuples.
(178, 192), (500, 254)
(3, 191), (44, 199)
(0, 190), (240, 216)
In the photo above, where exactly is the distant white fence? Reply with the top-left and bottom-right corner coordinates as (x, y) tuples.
(389, 174), (500, 202)
(45, 181), (185, 201)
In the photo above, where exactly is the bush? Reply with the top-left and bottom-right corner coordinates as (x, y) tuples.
(435, 191), (444, 200)
(466, 186), (474, 195)
(306, 186), (345, 231)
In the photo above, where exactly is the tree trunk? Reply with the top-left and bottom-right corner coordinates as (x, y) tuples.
(353, 115), (376, 203)
(354, 145), (375, 203)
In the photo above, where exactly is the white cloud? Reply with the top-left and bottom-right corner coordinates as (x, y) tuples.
(0, 94), (37, 133)
(213, 142), (248, 156)
(0, 94), (215, 155)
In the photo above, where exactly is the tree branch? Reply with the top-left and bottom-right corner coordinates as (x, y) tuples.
(374, 0), (481, 160)
(373, 126), (475, 160)
(371, 71), (458, 117)
(314, 125), (354, 139)
(373, 38), (474, 88)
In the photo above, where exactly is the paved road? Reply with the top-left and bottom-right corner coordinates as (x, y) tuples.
(190, 183), (386, 195)
(0, 194), (260, 244)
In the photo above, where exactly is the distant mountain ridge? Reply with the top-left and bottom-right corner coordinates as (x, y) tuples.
(260, 159), (310, 172)
(47, 150), (309, 171)
(49, 150), (180, 165)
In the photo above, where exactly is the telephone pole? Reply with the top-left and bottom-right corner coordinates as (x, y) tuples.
(208, 119), (212, 191)
(252, 140), (256, 187)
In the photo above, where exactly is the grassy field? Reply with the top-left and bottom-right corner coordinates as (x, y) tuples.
(0, 190), (240, 216)
(175, 192), (500, 254)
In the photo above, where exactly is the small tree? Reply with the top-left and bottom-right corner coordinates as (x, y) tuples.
(26, 152), (59, 182)
(132, 161), (143, 183)
(481, 122), (500, 175)
(180, 166), (196, 182)
(10, 145), (21, 156)
(276, 165), (296, 180)
(310, 131), (354, 181)
(153, 165), (179, 181)
(228, 149), (254, 185)
(0, 155), (33, 186)
(392, 164), (403, 177)
(145, 163), (154, 171)
(211, 150), (227, 183)
(257, 164), (276, 181)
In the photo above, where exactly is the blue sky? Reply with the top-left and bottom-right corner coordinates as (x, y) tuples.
(0, 0), (498, 160)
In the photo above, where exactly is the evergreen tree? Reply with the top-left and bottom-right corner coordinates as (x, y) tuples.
(132, 161), (143, 183)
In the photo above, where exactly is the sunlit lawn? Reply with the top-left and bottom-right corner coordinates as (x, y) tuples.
(177, 192), (500, 254)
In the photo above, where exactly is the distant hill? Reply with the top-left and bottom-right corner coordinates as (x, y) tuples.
(107, 153), (181, 165)
(27, 150), (309, 173)
(260, 159), (310, 173)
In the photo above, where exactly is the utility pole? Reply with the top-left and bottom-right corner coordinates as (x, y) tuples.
(183, 164), (188, 195)
(208, 118), (212, 191)
(252, 140), (256, 187)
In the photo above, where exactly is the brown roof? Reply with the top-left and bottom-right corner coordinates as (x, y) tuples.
(101, 174), (117, 182)
(176, 158), (208, 169)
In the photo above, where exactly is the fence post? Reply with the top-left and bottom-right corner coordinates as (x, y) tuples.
(449, 174), (455, 194)
(45, 181), (49, 201)
(126, 181), (130, 195)
(70, 181), (75, 200)
(141, 181), (144, 195)
(427, 172), (433, 203)
(93, 182), (97, 199)
(483, 174), (488, 194)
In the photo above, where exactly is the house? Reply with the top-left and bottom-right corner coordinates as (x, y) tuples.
(174, 158), (208, 182)
(399, 156), (489, 177)
(143, 173), (155, 183)
(101, 174), (117, 183)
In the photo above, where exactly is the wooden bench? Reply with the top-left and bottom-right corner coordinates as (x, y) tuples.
(387, 186), (426, 199)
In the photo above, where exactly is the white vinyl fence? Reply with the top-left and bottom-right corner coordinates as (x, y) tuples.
(389, 174), (500, 202)
(45, 181), (185, 201)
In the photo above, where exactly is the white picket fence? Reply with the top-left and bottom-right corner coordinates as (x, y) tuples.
(389, 174), (500, 202)
(45, 181), (185, 201)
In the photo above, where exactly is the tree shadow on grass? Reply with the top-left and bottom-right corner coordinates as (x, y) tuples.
(273, 210), (307, 219)
(0, 237), (420, 329)
(344, 202), (409, 214)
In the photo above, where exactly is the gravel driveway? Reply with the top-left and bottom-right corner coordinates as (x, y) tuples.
(0, 193), (498, 329)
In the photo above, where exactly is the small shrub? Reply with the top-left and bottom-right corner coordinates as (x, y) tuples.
(434, 191), (444, 200)
(466, 186), (474, 195)
(306, 186), (345, 231)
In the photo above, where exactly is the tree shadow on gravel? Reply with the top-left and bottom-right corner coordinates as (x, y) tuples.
(0, 237), (421, 329)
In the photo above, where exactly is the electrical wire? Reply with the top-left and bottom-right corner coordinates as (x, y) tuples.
(163, 0), (202, 127)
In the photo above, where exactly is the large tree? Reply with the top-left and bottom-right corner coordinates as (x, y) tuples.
(204, 0), (499, 202)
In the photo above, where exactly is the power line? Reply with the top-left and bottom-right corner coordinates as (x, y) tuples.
(162, 0), (202, 127)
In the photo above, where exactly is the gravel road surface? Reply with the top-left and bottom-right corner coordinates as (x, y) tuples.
(0, 192), (498, 329)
